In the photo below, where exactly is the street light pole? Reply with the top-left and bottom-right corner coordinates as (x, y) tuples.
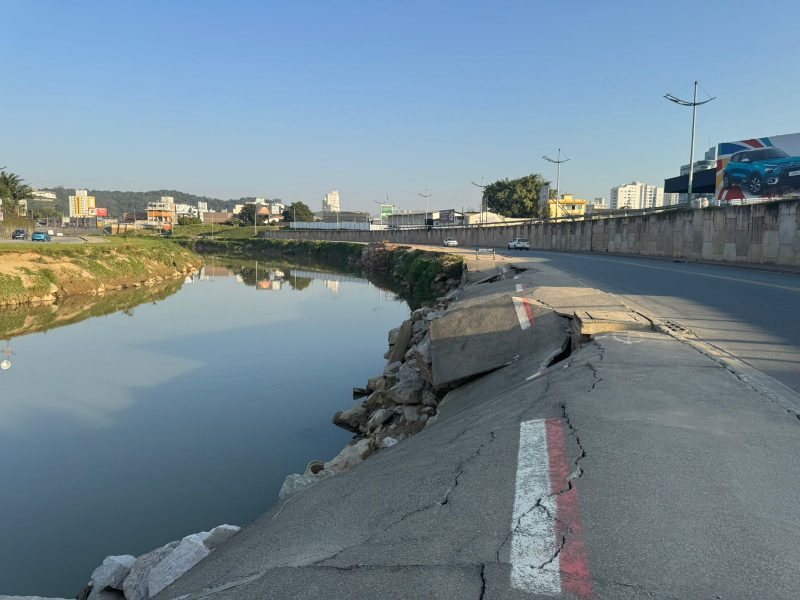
(665, 82), (715, 205)
(417, 188), (432, 228)
(470, 178), (486, 226)
(543, 149), (574, 221)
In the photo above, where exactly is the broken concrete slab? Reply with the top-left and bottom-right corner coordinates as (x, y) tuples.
(429, 293), (570, 387)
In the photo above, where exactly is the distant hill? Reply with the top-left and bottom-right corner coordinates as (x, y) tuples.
(39, 188), (280, 217)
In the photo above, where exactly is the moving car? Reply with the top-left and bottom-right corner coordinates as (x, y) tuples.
(11, 229), (27, 240)
(31, 231), (51, 242)
(723, 148), (800, 196)
(508, 238), (530, 250)
(443, 238), (458, 247)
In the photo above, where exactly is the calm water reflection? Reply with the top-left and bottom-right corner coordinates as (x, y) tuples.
(0, 261), (408, 596)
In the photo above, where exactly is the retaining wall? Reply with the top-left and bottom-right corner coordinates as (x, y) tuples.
(265, 199), (800, 267)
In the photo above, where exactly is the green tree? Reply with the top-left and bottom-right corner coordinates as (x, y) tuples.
(483, 173), (549, 218)
(0, 171), (35, 216)
(283, 201), (314, 223)
(238, 204), (257, 225)
(177, 216), (202, 225)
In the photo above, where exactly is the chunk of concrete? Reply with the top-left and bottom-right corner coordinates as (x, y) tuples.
(430, 293), (570, 387)
(203, 525), (241, 551)
(147, 534), (210, 597)
(123, 541), (179, 600)
(88, 554), (135, 591)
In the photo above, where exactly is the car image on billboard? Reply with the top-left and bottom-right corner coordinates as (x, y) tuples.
(717, 133), (800, 204)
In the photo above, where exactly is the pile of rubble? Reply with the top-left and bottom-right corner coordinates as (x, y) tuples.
(74, 525), (240, 600)
(278, 287), (461, 501)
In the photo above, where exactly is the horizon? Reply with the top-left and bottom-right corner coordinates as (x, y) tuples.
(4, 0), (799, 213)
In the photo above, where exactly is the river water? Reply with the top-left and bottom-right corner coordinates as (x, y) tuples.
(0, 260), (409, 596)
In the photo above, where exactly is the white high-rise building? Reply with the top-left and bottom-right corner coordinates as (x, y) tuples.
(609, 181), (665, 210)
(323, 190), (340, 213)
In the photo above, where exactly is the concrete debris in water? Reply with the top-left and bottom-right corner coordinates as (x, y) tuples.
(75, 523), (240, 600)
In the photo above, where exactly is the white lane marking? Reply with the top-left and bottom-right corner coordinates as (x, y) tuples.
(512, 296), (533, 329)
(510, 419), (561, 593)
(532, 252), (800, 293)
(515, 283), (524, 292)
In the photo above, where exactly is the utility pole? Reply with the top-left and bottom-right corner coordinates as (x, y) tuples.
(470, 178), (487, 226)
(665, 82), (715, 204)
(543, 149), (575, 221)
(417, 188), (432, 228)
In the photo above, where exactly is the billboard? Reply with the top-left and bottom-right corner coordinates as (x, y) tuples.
(716, 134), (800, 204)
(95, 207), (108, 217)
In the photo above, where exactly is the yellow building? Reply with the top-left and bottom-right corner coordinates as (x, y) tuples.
(69, 189), (96, 217)
(548, 194), (587, 219)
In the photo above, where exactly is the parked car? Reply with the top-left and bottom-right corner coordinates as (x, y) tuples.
(11, 229), (27, 240)
(508, 238), (530, 250)
(723, 147), (800, 196)
(443, 238), (459, 247)
(31, 231), (51, 242)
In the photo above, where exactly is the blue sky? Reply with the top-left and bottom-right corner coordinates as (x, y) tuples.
(3, 0), (799, 213)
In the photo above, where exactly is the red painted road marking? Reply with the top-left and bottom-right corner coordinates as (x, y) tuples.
(509, 419), (593, 597)
(546, 419), (593, 599)
(512, 296), (537, 330)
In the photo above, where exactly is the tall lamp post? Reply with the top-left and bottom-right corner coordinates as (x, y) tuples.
(470, 178), (486, 226)
(665, 81), (715, 204)
(543, 149), (575, 221)
(417, 188), (432, 228)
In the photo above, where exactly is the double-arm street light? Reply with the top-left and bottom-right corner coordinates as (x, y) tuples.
(543, 149), (577, 222)
(417, 188), (432, 227)
(665, 81), (715, 204)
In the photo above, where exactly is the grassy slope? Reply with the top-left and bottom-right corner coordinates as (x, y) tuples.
(0, 238), (200, 305)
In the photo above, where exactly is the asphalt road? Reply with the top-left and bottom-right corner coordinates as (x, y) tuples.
(0, 236), (93, 244)
(500, 250), (800, 393)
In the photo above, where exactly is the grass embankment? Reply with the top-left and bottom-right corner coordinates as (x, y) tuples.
(0, 238), (200, 306)
(180, 235), (365, 271)
(362, 245), (464, 308)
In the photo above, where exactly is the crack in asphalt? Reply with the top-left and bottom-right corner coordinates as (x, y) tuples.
(440, 430), (495, 506)
(478, 563), (487, 600)
(307, 429), (497, 571)
(592, 575), (685, 600)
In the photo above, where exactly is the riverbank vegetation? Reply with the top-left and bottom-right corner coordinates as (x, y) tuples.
(180, 236), (463, 308)
(0, 238), (199, 306)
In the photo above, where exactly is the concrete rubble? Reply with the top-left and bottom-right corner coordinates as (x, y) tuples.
(74, 525), (240, 600)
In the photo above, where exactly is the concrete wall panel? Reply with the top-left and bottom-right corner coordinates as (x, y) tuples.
(264, 199), (800, 268)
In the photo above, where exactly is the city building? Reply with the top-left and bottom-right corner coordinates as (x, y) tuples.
(68, 189), (96, 217)
(146, 196), (177, 228)
(548, 194), (587, 219)
(31, 190), (57, 202)
(202, 211), (233, 224)
(322, 190), (340, 213)
(609, 182), (665, 210)
(664, 146), (717, 204)
(320, 210), (370, 223)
